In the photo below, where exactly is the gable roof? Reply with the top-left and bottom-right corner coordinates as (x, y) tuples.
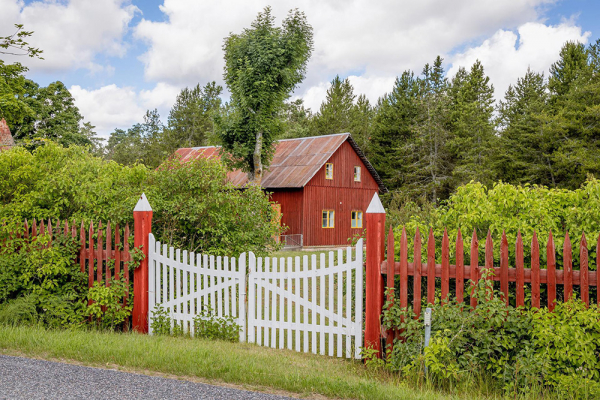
(0, 119), (15, 150)
(175, 133), (387, 192)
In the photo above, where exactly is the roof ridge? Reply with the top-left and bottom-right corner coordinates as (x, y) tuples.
(277, 132), (349, 142)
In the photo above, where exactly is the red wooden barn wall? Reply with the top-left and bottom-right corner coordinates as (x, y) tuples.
(302, 141), (379, 246)
(269, 189), (304, 236)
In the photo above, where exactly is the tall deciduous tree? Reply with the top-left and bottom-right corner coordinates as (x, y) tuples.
(219, 7), (313, 185)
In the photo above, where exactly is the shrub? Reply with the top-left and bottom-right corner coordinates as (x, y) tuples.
(85, 273), (133, 330)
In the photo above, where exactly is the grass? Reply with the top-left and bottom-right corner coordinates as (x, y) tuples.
(0, 324), (498, 400)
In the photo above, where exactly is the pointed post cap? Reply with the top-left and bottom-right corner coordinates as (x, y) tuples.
(133, 193), (152, 212)
(366, 193), (385, 214)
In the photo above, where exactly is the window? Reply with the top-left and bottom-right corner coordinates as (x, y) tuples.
(325, 163), (333, 180)
(354, 166), (361, 182)
(322, 210), (335, 228)
(351, 210), (363, 228)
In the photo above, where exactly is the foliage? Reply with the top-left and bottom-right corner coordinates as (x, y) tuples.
(193, 306), (240, 342)
(395, 180), (600, 267)
(0, 222), (87, 328)
(147, 155), (282, 256)
(150, 304), (172, 336)
(0, 60), (35, 128)
(85, 273), (133, 330)
(166, 82), (223, 149)
(219, 6), (313, 184)
(377, 272), (600, 398)
(0, 24), (43, 58)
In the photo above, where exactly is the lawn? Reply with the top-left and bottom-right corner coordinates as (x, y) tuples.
(0, 324), (497, 400)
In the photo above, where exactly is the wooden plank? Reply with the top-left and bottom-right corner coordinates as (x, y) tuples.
(336, 249), (343, 358)
(97, 222), (103, 284)
(304, 255), (310, 353)
(114, 225), (121, 280)
(563, 231), (573, 302)
(515, 231), (525, 307)
(32, 219), (38, 237)
(311, 254), (317, 354)
(345, 246), (352, 358)
(470, 230), (479, 309)
(413, 228), (422, 317)
(123, 224), (130, 323)
(455, 229), (464, 304)
(80, 222), (85, 274)
(296, 255), (303, 353)
(319, 253), (325, 355)
(547, 231), (556, 311)
(441, 229), (450, 303)
(580, 233), (589, 306)
(531, 232), (540, 308)
(385, 227), (395, 351)
(399, 227), (408, 310)
(500, 231), (509, 305)
(88, 222), (95, 289)
(427, 228), (435, 305)
(328, 252), (334, 357)
(105, 221), (112, 286)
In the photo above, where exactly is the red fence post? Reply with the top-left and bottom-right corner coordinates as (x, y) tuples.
(365, 193), (386, 358)
(133, 193), (153, 333)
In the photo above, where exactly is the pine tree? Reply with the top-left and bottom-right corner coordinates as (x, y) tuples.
(312, 75), (356, 135)
(349, 94), (374, 155)
(448, 60), (496, 187)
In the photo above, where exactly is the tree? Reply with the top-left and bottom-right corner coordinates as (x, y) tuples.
(312, 75), (356, 135)
(548, 41), (588, 106)
(448, 60), (496, 186)
(495, 69), (553, 185)
(0, 60), (34, 128)
(370, 71), (420, 191)
(1, 24), (43, 58)
(278, 98), (313, 139)
(166, 82), (223, 150)
(218, 6), (313, 185)
(349, 94), (375, 155)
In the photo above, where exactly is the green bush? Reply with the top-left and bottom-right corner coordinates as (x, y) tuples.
(393, 180), (600, 268)
(85, 273), (133, 330)
(378, 273), (600, 398)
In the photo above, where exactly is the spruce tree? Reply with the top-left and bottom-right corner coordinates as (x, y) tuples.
(312, 75), (356, 135)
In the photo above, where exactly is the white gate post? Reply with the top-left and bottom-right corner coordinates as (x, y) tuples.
(148, 233), (156, 335)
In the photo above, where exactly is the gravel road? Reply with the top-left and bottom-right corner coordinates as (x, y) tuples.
(0, 355), (296, 400)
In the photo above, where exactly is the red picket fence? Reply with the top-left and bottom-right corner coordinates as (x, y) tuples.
(381, 227), (599, 319)
(2, 218), (133, 294)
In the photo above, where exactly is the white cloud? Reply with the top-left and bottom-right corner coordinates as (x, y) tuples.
(0, 0), (138, 73)
(70, 82), (181, 139)
(447, 21), (590, 99)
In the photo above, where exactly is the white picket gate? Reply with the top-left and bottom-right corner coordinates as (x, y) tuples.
(148, 234), (363, 360)
(148, 234), (247, 341)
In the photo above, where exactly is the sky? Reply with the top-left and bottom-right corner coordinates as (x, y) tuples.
(1, 0), (599, 140)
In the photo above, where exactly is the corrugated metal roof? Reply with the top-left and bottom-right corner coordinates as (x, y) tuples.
(174, 133), (387, 192)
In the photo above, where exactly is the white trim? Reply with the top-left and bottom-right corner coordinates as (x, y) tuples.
(133, 193), (152, 212)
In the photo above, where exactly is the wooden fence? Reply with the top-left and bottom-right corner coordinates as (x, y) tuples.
(381, 227), (600, 323)
(2, 218), (133, 292)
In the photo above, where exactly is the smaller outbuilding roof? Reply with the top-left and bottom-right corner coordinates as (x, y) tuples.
(175, 133), (387, 192)
(0, 119), (15, 150)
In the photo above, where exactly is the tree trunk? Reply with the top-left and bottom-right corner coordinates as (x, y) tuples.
(253, 130), (263, 186)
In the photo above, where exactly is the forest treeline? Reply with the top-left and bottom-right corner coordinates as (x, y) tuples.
(3, 40), (600, 204)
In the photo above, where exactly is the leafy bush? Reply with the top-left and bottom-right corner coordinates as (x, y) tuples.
(378, 272), (600, 398)
(0, 142), (282, 256)
(150, 304), (240, 342)
(85, 273), (133, 330)
(392, 180), (600, 268)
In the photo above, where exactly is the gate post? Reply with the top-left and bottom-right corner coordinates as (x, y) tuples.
(133, 193), (153, 333)
(365, 193), (386, 357)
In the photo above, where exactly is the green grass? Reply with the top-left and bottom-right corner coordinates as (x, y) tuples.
(0, 324), (496, 400)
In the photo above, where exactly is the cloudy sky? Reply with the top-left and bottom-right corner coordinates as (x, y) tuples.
(1, 0), (599, 139)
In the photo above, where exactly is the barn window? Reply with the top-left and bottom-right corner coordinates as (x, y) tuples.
(322, 210), (335, 228)
(354, 166), (361, 182)
(351, 211), (363, 228)
(325, 163), (333, 180)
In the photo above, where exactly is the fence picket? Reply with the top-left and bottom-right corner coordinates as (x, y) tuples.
(271, 257), (277, 349)
(279, 257), (285, 349)
(581, 233), (589, 306)
(531, 232), (540, 308)
(346, 245), (352, 359)
(248, 253), (256, 344)
(441, 229), (450, 303)
(319, 253), (325, 355)
(564, 232), (573, 302)
(500, 231), (509, 305)
(413, 228), (422, 317)
(311, 254), (317, 354)
(337, 249), (343, 358)
(485, 231), (493, 285)
(256, 257), (263, 346)
(456, 229), (464, 304)
(88, 222), (94, 290)
(470, 230), (479, 309)
(355, 239), (363, 359)
(328, 251), (334, 357)
(427, 229), (435, 305)
(516, 231), (525, 307)
(400, 227), (408, 311)
(296, 255), (302, 353)
(547, 232), (556, 311)
(106, 221), (112, 286)
(385, 227), (395, 348)
(263, 257), (271, 347)
(115, 225), (121, 279)
(303, 255), (309, 353)
(288, 256), (293, 351)
(97, 222), (103, 283)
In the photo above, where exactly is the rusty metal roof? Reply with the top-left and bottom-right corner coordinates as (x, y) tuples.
(0, 119), (14, 150)
(174, 133), (387, 192)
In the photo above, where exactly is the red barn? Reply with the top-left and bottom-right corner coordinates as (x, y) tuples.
(175, 133), (387, 247)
